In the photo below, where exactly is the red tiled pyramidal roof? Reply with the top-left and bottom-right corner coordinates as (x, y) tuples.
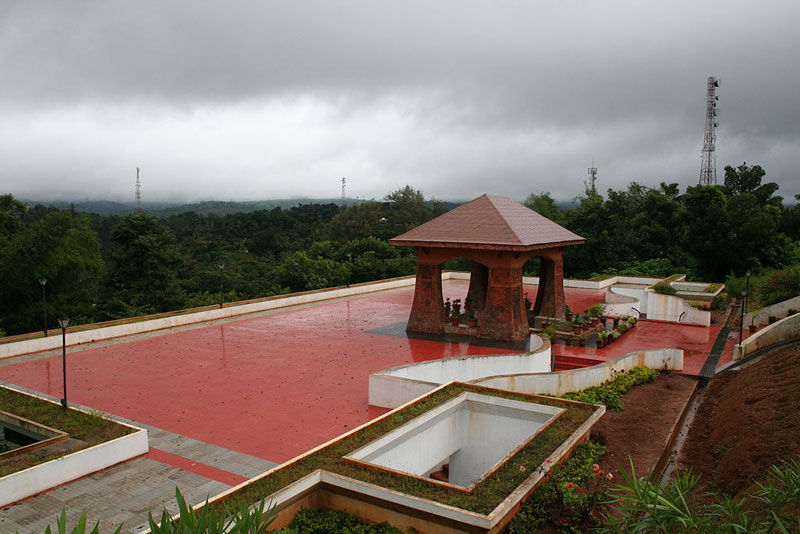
(390, 194), (584, 250)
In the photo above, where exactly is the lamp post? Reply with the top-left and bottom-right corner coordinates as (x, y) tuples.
(57, 316), (70, 409)
(38, 278), (48, 336)
(738, 289), (747, 346)
(218, 264), (225, 309)
(745, 270), (751, 320)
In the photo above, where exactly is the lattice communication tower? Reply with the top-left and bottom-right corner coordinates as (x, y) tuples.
(341, 177), (347, 208)
(587, 162), (598, 193)
(699, 76), (721, 185)
(134, 167), (143, 214)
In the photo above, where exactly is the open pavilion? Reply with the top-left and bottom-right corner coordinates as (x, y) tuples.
(391, 194), (584, 341)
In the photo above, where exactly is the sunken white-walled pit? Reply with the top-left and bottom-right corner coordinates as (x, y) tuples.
(346, 392), (564, 488)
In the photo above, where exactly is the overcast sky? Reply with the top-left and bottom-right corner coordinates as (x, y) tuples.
(1, 1), (798, 204)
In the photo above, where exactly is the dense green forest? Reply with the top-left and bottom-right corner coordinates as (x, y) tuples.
(2, 164), (799, 337)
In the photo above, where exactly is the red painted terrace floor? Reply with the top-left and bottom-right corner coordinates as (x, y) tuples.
(0, 280), (732, 465)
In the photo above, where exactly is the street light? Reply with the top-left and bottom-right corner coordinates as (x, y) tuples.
(38, 278), (48, 336)
(738, 289), (747, 346)
(218, 264), (225, 309)
(57, 316), (70, 409)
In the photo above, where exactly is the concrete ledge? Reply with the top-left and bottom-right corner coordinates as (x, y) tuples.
(369, 336), (551, 409)
(0, 413), (147, 507)
(733, 311), (800, 360)
(472, 349), (683, 396)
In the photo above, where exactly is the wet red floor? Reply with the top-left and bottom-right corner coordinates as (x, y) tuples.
(553, 320), (736, 375)
(0, 280), (730, 464)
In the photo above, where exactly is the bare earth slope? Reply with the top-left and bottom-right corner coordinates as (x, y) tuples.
(680, 343), (800, 495)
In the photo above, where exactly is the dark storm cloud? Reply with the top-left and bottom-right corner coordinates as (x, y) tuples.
(1, 1), (798, 202)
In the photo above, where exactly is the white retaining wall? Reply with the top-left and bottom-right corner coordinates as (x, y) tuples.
(604, 288), (640, 317)
(744, 295), (800, 327)
(733, 312), (800, 361)
(369, 337), (551, 409)
(0, 423), (147, 507)
(472, 349), (683, 396)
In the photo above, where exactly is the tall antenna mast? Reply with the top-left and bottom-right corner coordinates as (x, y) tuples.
(134, 167), (143, 214)
(699, 76), (720, 185)
(341, 177), (347, 208)
(587, 158), (598, 194)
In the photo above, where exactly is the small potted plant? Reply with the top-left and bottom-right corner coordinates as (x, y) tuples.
(565, 305), (574, 322)
(465, 296), (473, 311)
(444, 298), (452, 318)
(524, 293), (532, 311)
(596, 330), (608, 348)
(467, 309), (477, 328)
(452, 298), (462, 316)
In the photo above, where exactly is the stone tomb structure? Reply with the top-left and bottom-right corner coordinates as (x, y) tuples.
(390, 194), (584, 341)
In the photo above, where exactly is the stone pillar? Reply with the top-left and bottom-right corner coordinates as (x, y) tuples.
(406, 259), (445, 334)
(478, 264), (528, 341)
(467, 261), (489, 311)
(532, 248), (566, 319)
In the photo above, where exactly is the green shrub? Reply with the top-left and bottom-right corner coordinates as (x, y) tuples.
(588, 303), (607, 318)
(653, 281), (677, 295)
(37, 509), (121, 534)
(147, 488), (275, 534)
(711, 292), (728, 310)
(275, 508), (413, 533)
(598, 457), (800, 533)
(561, 367), (659, 411)
(508, 441), (608, 534)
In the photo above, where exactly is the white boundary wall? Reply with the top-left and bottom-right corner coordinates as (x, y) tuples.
(744, 295), (800, 327)
(472, 349), (683, 396)
(369, 337), (551, 409)
(733, 312), (800, 361)
(0, 404), (147, 507)
(0, 276), (419, 360)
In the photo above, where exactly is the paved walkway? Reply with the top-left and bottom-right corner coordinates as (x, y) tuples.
(0, 386), (276, 534)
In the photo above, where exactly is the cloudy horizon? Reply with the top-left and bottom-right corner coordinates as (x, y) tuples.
(2, 1), (798, 204)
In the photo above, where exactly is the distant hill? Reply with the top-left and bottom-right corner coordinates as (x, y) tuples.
(22, 198), (365, 217)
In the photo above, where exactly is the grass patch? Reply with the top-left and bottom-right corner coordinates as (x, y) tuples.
(217, 383), (597, 516)
(647, 273), (684, 291)
(0, 387), (133, 477)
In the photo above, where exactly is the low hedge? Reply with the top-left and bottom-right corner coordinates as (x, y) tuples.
(276, 508), (415, 534)
(561, 367), (659, 411)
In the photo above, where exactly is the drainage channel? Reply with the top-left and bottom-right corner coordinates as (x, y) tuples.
(659, 385), (705, 485)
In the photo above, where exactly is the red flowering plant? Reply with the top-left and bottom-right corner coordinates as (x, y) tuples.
(509, 442), (612, 534)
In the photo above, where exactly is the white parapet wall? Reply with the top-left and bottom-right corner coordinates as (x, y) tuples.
(369, 336), (551, 409)
(0, 275), (420, 360)
(0, 418), (147, 507)
(733, 312), (800, 361)
(744, 295), (800, 327)
(472, 349), (683, 397)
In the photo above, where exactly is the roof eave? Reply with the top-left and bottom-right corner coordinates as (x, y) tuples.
(389, 239), (585, 252)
